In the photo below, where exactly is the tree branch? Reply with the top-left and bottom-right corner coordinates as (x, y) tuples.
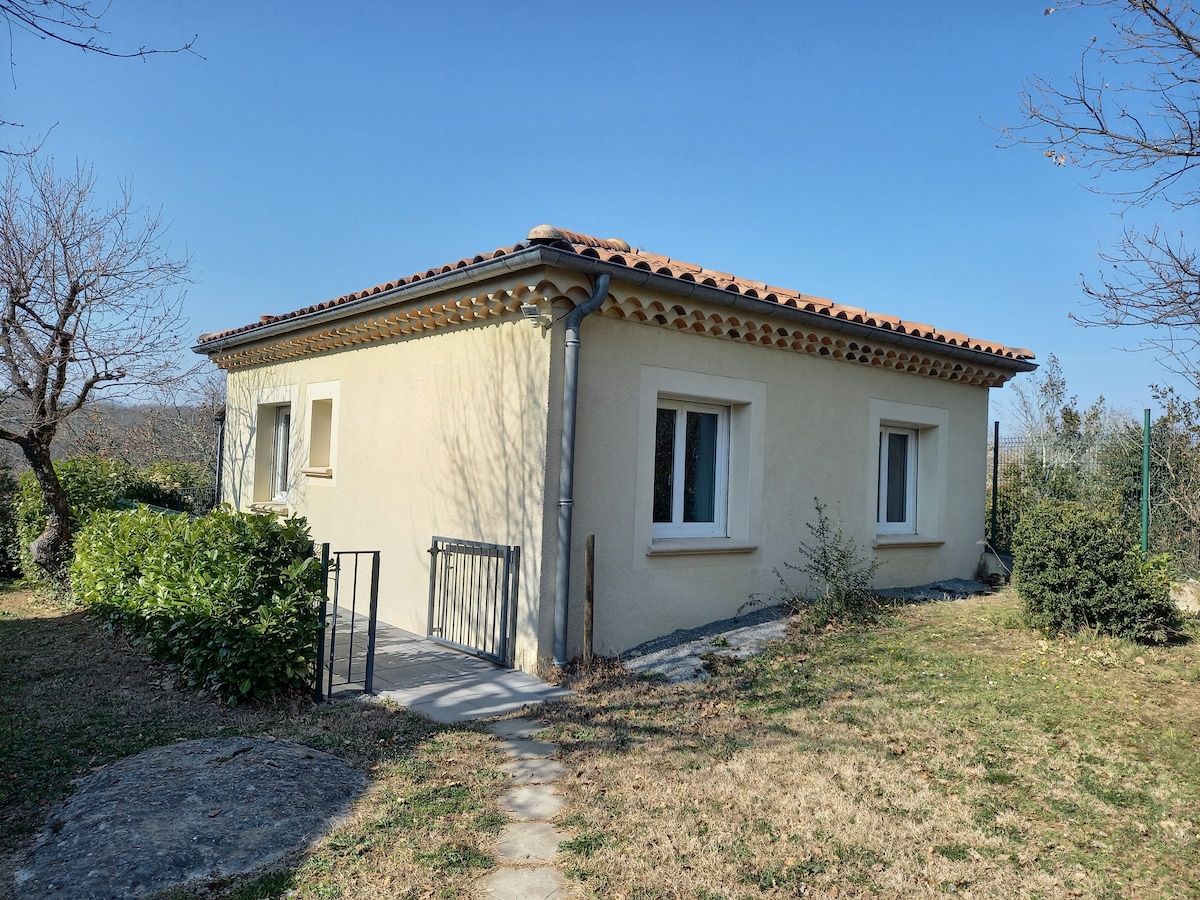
(1005, 1), (1200, 377)
(0, 2), (198, 59)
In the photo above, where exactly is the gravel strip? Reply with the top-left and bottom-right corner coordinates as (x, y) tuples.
(619, 579), (992, 683)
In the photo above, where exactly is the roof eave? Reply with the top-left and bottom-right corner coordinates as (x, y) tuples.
(194, 244), (1037, 375)
(539, 247), (1037, 374)
(191, 245), (549, 357)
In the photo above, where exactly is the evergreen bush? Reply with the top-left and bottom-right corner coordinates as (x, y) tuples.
(15, 457), (137, 583)
(0, 459), (17, 577)
(1011, 499), (1183, 644)
(130, 460), (211, 512)
(71, 507), (322, 703)
(15, 456), (213, 581)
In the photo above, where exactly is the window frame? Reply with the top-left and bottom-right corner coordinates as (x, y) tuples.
(867, 399), (949, 546)
(251, 385), (298, 508)
(636, 366), (766, 556)
(302, 380), (340, 480)
(307, 398), (333, 469)
(877, 425), (918, 534)
(270, 404), (292, 502)
(652, 398), (731, 539)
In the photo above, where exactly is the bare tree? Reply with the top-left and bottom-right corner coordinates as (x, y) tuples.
(65, 371), (225, 470)
(1006, 1), (1200, 377)
(1005, 352), (1120, 480)
(0, 154), (191, 575)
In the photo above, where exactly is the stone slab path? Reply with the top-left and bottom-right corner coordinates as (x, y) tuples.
(479, 717), (572, 899)
(12, 738), (366, 900)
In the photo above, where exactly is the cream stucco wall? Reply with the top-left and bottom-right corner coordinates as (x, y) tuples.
(221, 302), (557, 673)
(215, 268), (1004, 673)
(561, 312), (990, 658)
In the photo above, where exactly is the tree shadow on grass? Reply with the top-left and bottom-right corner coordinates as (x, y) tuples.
(0, 587), (505, 898)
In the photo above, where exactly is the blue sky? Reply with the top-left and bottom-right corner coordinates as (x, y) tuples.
(10, 1), (1191, 424)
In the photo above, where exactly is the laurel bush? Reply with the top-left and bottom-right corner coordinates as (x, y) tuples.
(15, 456), (211, 582)
(0, 459), (17, 577)
(1012, 499), (1182, 644)
(71, 507), (322, 703)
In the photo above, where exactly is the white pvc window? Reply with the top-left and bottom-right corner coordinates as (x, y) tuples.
(271, 405), (292, 502)
(653, 400), (729, 538)
(877, 426), (917, 534)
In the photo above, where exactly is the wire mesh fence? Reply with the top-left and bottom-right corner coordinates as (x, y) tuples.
(986, 424), (1200, 577)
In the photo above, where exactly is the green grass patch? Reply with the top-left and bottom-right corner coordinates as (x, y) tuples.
(559, 829), (612, 858)
(415, 842), (493, 875)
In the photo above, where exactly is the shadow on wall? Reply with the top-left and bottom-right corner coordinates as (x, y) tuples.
(431, 310), (563, 659)
(214, 300), (562, 664)
(218, 366), (294, 511)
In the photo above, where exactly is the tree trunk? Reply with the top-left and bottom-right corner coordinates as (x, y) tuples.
(24, 442), (73, 578)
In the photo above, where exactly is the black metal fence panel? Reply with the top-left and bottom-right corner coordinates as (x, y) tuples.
(427, 536), (520, 667)
(314, 547), (380, 699)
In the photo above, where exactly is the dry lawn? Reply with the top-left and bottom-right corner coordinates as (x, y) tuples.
(4, 580), (1198, 899)
(542, 589), (1200, 900)
(0, 582), (507, 899)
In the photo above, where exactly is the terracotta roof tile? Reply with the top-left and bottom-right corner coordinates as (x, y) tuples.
(196, 226), (1034, 364)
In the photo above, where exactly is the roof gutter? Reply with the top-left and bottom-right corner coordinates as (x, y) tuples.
(193, 245), (1034, 374)
(552, 272), (610, 667)
(191, 247), (550, 356)
(534, 247), (1037, 374)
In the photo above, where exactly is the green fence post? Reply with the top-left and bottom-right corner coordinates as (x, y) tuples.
(1142, 409), (1151, 556)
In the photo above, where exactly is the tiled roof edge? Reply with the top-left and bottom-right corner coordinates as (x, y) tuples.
(194, 230), (1035, 371)
(193, 244), (545, 354)
(537, 247), (1037, 372)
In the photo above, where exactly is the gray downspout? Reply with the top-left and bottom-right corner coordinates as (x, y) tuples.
(553, 273), (611, 667)
(213, 407), (226, 510)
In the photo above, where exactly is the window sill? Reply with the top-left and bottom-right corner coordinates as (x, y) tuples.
(647, 538), (759, 557)
(301, 466), (333, 478)
(249, 501), (290, 515)
(873, 534), (945, 549)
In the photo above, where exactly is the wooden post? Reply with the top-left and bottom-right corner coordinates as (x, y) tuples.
(584, 534), (595, 666)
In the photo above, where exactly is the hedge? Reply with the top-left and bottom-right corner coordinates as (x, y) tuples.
(0, 459), (17, 577)
(71, 507), (323, 703)
(1012, 499), (1183, 644)
(15, 456), (211, 582)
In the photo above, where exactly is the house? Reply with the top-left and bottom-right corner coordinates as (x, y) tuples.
(193, 225), (1035, 674)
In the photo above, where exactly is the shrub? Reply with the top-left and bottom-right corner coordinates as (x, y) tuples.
(131, 460), (212, 512)
(15, 456), (138, 583)
(747, 498), (881, 625)
(0, 458), (17, 577)
(15, 456), (215, 580)
(1011, 499), (1183, 644)
(71, 507), (323, 703)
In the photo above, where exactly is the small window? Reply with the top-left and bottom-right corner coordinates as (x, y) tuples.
(271, 405), (292, 502)
(877, 426), (917, 533)
(301, 381), (339, 480)
(653, 400), (729, 538)
(308, 398), (333, 471)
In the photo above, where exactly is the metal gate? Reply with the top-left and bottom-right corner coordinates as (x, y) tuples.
(427, 536), (520, 667)
(314, 546), (380, 699)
